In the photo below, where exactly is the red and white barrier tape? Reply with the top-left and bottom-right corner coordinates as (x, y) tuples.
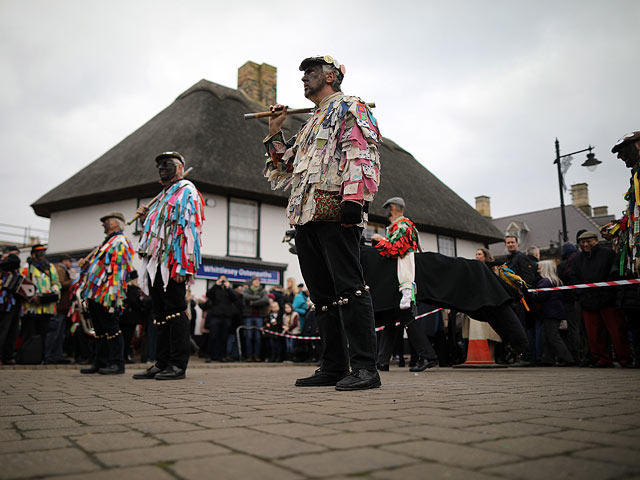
(527, 278), (640, 292)
(261, 329), (321, 341)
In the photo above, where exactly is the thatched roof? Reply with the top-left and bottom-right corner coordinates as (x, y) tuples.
(32, 79), (503, 244)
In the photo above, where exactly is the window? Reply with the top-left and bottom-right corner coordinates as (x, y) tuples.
(437, 235), (456, 257)
(228, 198), (259, 258)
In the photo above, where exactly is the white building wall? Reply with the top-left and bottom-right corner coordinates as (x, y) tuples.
(200, 194), (227, 256)
(456, 238), (485, 259)
(48, 200), (139, 253)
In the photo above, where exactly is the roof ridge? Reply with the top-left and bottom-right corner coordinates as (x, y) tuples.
(569, 204), (601, 230)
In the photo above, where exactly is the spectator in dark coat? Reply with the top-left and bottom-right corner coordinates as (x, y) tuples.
(534, 260), (575, 365)
(571, 231), (632, 367)
(557, 242), (583, 363)
(205, 275), (237, 361)
(242, 276), (270, 361)
(121, 271), (145, 363)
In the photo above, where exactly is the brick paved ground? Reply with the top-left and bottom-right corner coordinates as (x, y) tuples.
(1, 362), (639, 480)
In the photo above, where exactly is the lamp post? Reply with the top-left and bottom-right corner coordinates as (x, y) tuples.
(554, 138), (601, 244)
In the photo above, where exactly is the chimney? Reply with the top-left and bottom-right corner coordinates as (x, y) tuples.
(475, 195), (492, 218)
(570, 183), (592, 217)
(593, 206), (608, 217)
(238, 61), (277, 106)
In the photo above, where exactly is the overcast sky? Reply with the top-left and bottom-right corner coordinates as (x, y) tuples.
(1, 0), (638, 243)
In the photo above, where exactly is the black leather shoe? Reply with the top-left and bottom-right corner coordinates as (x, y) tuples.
(335, 369), (382, 391)
(376, 363), (389, 372)
(409, 358), (438, 372)
(132, 365), (163, 379)
(155, 365), (186, 380)
(509, 360), (536, 367)
(295, 368), (348, 387)
(80, 365), (99, 374)
(98, 364), (125, 375)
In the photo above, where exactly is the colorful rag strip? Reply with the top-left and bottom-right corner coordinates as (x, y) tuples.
(263, 92), (381, 226)
(71, 233), (134, 313)
(138, 179), (205, 292)
(601, 166), (640, 276)
(23, 263), (60, 315)
(0, 272), (17, 312)
(376, 217), (419, 259)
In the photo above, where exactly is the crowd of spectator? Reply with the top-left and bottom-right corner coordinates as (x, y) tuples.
(1, 229), (638, 369)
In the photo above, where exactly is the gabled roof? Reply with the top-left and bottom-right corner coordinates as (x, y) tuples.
(32, 79), (503, 244)
(489, 204), (602, 256)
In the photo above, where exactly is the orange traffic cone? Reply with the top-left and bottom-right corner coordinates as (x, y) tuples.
(454, 318), (507, 369)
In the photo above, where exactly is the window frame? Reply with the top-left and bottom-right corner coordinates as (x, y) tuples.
(226, 197), (261, 259)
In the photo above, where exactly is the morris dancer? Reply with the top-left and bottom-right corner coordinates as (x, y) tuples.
(133, 152), (204, 380)
(371, 197), (419, 310)
(74, 213), (134, 374)
(263, 55), (382, 390)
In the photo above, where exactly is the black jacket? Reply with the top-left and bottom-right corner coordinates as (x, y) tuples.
(506, 250), (537, 288)
(534, 278), (565, 320)
(570, 244), (617, 311)
(205, 283), (237, 318)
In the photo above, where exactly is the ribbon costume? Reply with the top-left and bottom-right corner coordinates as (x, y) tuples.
(133, 151), (204, 380)
(73, 214), (134, 374)
(72, 233), (134, 313)
(263, 55), (383, 391)
(138, 179), (205, 293)
(375, 211), (419, 309)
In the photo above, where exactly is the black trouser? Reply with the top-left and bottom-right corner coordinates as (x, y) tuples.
(0, 306), (20, 362)
(150, 267), (190, 371)
(208, 316), (230, 360)
(377, 309), (437, 365)
(295, 222), (377, 372)
(88, 301), (124, 369)
(476, 304), (530, 359)
(542, 318), (574, 363)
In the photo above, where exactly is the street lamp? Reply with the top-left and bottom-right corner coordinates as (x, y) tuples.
(554, 139), (600, 244)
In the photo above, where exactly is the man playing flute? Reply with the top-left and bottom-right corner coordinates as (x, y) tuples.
(262, 55), (382, 390)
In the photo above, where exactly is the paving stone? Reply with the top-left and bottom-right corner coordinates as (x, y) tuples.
(390, 424), (503, 443)
(71, 431), (160, 452)
(221, 431), (327, 458)
(0, 406), (32, 416)
(14, 418), (81, 431)
(545, 429), (640, 449)
(524, 417), (629, 433)
(371, 462), (505, 480)
(129, 419), (204, 434)
(483, 455), (633, 480)
(0, 429), (21, 441)
(465, 421), (562, 438)
(278, 447), (415, 477)
(309, 431), (412, 449)
(395, 413), (484, 428)
(573, 446), (640, 467)
(250, 422), (341, 438)
(96, 441), (229, 467)
(23, 424), (130, 439)
(0, 437), (71, 453)
(0, 447), (98, 479)
(383, 439), (520, 468)
(51, 465), (176, 480)
(322, 418), (413, 433)
(171, 454), (301, 480)
(154, 427), (249, 444)
(474, 435), (590, 458)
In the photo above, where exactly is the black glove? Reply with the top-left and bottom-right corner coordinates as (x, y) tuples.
(340, 201), (363, 225)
